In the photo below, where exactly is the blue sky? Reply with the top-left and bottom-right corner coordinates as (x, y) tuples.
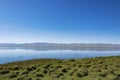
(0, 0), (120, 43)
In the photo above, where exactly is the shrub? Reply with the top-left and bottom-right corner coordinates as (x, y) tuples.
(36, 78), (41, 80)
(44, 64), (51, 69)
(0, 70), (9, 75)
(56, 65), (62, 68)
(26, 77), (32, 80)
(69, 59), (75, 62)
(69, 69), (77, 76)
(79, 69), (88, 76)
(89, 68), (101, 72)
(76, 72), (82, 77)
(43, 69), (47, 74)
(113, 70), (120, 76)
(36, 74), (44, 77)
(26, 67), (33, 71)
(0, 67), (3, 70)
(9, 74), (17, 78)
(36, 69), (40, 72)
(31, 66), (37, 70)
(56, 73), (64, 78)
(17, 77), (25, 80)
(21, 69), (29, 75)
(57, 61), (62, 63)
(106, 74), (118, 80)
(99, 72), (106, 77)
(13, 66), (19, 70)
(62, 69), (67, 73)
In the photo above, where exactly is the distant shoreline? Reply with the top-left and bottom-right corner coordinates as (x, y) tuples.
(0, 43), (120, 51)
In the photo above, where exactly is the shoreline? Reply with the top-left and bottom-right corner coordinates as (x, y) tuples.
(0, 56), (120, 80)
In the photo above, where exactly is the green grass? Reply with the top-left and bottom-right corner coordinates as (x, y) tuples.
(0, 56), (120, 80)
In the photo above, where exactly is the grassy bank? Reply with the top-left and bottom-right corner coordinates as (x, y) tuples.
(0, 56), (120, 80)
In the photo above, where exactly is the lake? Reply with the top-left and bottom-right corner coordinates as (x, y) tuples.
(0, 49), (120, 64)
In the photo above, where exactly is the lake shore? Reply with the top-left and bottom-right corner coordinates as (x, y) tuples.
(0, 56), (120, 80)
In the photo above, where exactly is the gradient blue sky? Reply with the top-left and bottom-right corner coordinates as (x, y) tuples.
(0, 0), (120, 43)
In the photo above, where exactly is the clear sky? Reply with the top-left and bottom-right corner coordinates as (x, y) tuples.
(0, 0), (120, 43)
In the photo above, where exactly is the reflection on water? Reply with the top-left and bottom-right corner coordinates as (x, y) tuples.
(0, 49), (120, 64)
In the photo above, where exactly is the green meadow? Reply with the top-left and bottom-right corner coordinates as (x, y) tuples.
(0, 56), (120, 80)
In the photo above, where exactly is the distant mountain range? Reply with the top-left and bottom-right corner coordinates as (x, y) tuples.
(0, 43), (120, 51)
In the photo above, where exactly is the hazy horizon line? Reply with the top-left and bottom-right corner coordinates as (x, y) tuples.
(0, 42), (120, 45)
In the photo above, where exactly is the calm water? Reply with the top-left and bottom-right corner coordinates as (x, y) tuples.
(0, 49), (120, 64)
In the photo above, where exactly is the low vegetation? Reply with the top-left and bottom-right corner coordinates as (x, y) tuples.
(0, 56), (120, 80)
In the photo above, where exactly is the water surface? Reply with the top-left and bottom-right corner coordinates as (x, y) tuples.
(0, 49), (120, 64)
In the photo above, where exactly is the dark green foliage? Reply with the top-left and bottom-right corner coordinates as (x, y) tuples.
(69, 59), (75, 62)
(43, 70), (47, 74)
(17, 77), (25, 80)
(26, 67), (33, 71)
(36, 74), (44, 77)
(56, 73), (64, 78)
(44, 63), (51, 69)
(21, 70), (29, 75)
(56, 65), (62, 68)
(62, 68), (67, 73)
(9, 74), (17, 78)
(26, 77), (32, 80)
(0, 70), (9, 75)
(68, 69), (78, 76)
(76, 72), (82, 77)
(31, 66), (37, 70)
(13, 66), (19, 70)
